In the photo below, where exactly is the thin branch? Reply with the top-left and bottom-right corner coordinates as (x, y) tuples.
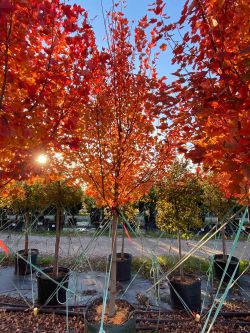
(0, 13), (13, 109)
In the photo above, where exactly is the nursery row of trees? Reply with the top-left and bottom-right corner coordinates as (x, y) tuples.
(0, 160), (237, 265)
(0, 159), (235, 232)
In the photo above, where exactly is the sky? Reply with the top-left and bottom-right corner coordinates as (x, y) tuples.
(67, 0), (186, 80)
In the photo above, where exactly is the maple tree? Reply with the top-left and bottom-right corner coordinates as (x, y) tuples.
(60, 3), (178, 315)
(0, 0), (95, 186)
(159, 0), (250, 197)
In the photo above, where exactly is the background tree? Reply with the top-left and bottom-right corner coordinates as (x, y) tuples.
(202, 176), (235, 259)
(0, 180), (44, 254)
(156, 160), (203, 278)
(82, 195), (96, 215)
(140, 187), (159, 230)
(42, 179), (83, 278)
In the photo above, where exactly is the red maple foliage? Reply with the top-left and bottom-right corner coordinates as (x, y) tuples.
(158, 0), (250, 197)
(60, 4), (178, 314)
(0, 0), (95, 186)
(62, 8), (177, 209)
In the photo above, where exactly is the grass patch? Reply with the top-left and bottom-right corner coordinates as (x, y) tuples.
(1, 252), (249, 279)
(144, 230), (174, 239)
(132, 255), (210, 279)
(240, 259), (250, 273)
(132, 255), (250, 279)
(0, 253), (14, 266)
(39, 255), (54, 266)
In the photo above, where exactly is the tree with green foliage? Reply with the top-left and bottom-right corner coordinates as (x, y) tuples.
(82, 195), (96, 214)
(156, 161), (203, 278)
(202, 178), (235, 259)
(0, 181), (44, 254)
(140, 187), (158, 230)
(43, 180), (83, 277)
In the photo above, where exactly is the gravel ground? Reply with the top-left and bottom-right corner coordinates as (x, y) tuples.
(1, 232), (250, 260)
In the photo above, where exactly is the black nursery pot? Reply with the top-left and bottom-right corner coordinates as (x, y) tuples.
(213, 254), (239, 282)
(37, 267), (70, 305)
(109, 253), (132, 282)
(169, 275), (201, 311)
(84, 297), (136, 333)
(15, 249), (39, 275)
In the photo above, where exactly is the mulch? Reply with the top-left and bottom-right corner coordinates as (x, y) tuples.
(136, 309), (250, 333)
(0, 295), (84, 333)
(0, 296), (250, 332)
(0, 311), (84, 333)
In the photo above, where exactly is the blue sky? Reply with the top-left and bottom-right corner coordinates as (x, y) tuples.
(67, 0), (186, 80)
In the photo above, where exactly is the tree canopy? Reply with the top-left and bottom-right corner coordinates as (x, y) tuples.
(0, 0), (95, 185)
(159, 0), (250, 197)
(61, 7), (178, 209)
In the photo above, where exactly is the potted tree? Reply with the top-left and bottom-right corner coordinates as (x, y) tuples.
(0, 181), (42, 275)
(63, 5), (177, 331)
(36, 180), (83, 305)
(202, 178), (239, 282)
(156, 160), (203, 311)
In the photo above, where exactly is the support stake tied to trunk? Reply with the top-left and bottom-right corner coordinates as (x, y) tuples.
(108, 208), (118, 317)
(53, 206), (61, 279)
(178, 230), (184, 279)
(24, 211), (30, 255)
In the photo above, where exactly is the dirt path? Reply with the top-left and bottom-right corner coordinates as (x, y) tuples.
(1, 232), (249, 260)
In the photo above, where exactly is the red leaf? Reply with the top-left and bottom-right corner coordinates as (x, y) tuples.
(0, 0), (14, 15)
(160, 43), (167, 51)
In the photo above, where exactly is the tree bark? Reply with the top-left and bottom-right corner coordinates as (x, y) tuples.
(108, 208), (118, 317)
(53, 206), (61, 278)
(221, 225), (227, 260)
(121, 223), (125, 260)
(178, 230), (184, 279)
(24, 212), (29, 255)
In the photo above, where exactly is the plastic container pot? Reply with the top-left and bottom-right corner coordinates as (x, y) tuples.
(37, 267), (70, 305)
(108, 253), (132, 282)
(169, 275), (201, 311)
(15, 249), (39, 275)
(213, 254), (239, 282)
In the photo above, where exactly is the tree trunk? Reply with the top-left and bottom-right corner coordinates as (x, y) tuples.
(178, 231), (184, 279)
(108, 208), (118, 317)
(24, 212), (29, 255)
(53, 207), (61, 278)
(121, 224), (125, 260)
(221, 225), (227, 260)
